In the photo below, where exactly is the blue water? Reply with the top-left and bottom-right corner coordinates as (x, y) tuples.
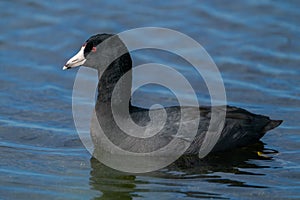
(1, 0), (300, 199)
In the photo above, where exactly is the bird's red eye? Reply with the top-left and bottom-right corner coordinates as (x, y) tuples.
(92, 47), (97, 52)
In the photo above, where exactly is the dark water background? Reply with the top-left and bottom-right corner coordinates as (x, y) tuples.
(1, 0), (299, 199)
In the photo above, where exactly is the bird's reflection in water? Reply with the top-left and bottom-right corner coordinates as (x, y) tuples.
(89, 142), (278, 200)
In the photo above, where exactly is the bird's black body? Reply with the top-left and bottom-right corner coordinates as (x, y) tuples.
(67, 33), (282, 156)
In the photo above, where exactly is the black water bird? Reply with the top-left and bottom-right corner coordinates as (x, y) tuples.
(63, 33), (282, 156)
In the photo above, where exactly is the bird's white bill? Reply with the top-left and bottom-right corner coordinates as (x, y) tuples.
(63, 46), (86, 70)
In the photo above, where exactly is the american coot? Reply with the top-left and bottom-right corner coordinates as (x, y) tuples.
(63, 33), (282, 159)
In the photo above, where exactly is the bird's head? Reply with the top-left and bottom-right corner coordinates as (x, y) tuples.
(63, 33), (114, 70)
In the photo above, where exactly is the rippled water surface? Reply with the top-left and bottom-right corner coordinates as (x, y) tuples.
(1, 1), (299, 199)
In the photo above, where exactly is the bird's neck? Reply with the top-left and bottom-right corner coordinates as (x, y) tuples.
(96, 52), (132, 107)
